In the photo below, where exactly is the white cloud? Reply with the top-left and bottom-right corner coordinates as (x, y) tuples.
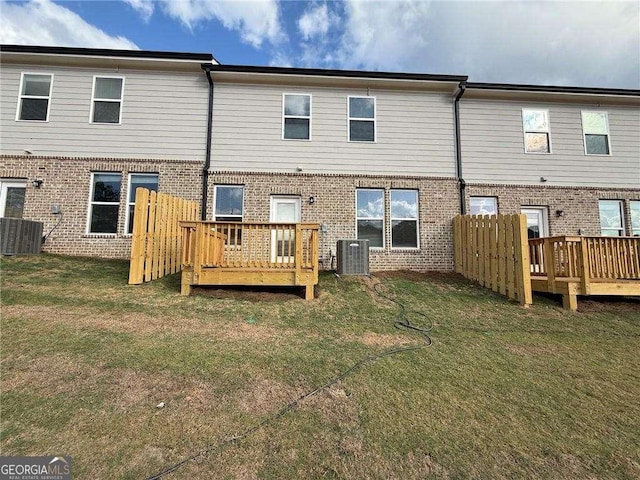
(330, 0), (639, 88)
(123, 0), (154, 22)
(124, 0), (285, 48)
(298, 3), (336, 40)
(0, 0), (138, 49)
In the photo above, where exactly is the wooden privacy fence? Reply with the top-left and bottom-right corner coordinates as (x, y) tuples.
(128, 188), (199, 284)
(453, 214), (532, 307)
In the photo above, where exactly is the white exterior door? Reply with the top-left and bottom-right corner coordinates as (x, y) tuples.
(521, 207), (549, 239)
(270, 196), (301, 263)
(0, 179), (27, 218)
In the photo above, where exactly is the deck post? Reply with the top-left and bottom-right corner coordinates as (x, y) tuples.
(562, 283), (578, 311)
(579, 238), (591, 296)
(304, 284), (314, 300)
(543, 238), (557, 293)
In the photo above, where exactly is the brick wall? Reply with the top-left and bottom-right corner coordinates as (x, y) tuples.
(208, 171), (459, 271)
(0, 155), (202, 258)
(466, 183), (640, 236)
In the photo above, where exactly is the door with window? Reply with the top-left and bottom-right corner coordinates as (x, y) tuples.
(521, 207), (549, 239)
(0, 179), (27, 219)
(270, 196), (301, 263)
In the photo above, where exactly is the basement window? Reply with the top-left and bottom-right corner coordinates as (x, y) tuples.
(16, 73), (53, 122)
(630, 201), (640, 236)
(522, 109), (551, 153)
(598, 200), (624, 236)
(356, 188), (384, 248)
(349, 97), (376, 142)
(582, 111), (611, 155)
(391, 189), (419, 249)
(283, 94), (311, 140)
(91, 76), (124, 124)
(470, 197), (498, 215)
(88, 173), (121, 234)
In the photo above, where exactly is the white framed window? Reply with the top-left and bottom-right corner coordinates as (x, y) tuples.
(356, 188), (384, 248)
(470, 197), (498, 215)
(582, 111), (611, 155)
(214, 185), (244, 221)
(348, 96), (376, 142)
(0, 179), (27, 218)
(87, 172), (121, 234)
(630, 201), (640, 236)
(522, 109), (551, 153)
(16, 73), (53, 122)
(90, 76), (124, 124)
(390, 189), (419, 249)
(598, 200), (624, 236)
(283, 94), (311, 140)
(126, 173), (159, 234)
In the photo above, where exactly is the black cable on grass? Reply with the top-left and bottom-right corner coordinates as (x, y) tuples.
(145, 279), (433, 480)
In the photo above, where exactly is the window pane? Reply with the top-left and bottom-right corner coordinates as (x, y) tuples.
(93, 174), (121, 202)
(470, 197), (497, 215)
(215, 216), (242, 222)
(585, 134), (609, 154)
(349, 97), (374, 118)
(525, 133), (550, 153)
(95, 77), (123, 99)
(127, 205), (136, 234)
(582, 111), (608, 134)
(22, 74), (51, 96)
(631, 201), (640, 236)
(129, 175), (158, 202)
(4, 187), (26, 218)
(90, 204), (119, 233)
(215, 186), (243, 216)
(284, 118), (310, 139)
(19, 98), (49, 121)
(391, 190), (417, 218)
(356, 189), (383, 219)
(93, 101), (121, 123)
(599, 200), (622, 230)
(350, 120), (374, 142)
(522, 110), (548, 131)
(357, 219), (383, 247)
(284, 95), (310, 116)
(392, 220), (417, 248)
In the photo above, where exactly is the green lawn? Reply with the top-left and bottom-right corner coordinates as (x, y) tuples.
(1, 254), (639, 479)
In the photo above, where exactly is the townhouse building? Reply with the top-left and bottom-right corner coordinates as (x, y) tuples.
(1, 44), (638, 271)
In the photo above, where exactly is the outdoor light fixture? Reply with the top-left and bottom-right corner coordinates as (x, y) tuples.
(555, 210), (565, 218)
(32, 179), (43, 188)
(308, 195), (315, 205)
(540, 177), (548, 183)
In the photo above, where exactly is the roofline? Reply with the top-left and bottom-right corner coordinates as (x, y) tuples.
(466, 82), (640, 97)
(204, 64), (467, 83)
(0, 44), (215, 63)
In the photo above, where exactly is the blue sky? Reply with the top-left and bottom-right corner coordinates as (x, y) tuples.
(1, 0), (639, 88)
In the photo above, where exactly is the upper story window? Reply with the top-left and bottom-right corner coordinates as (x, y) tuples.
(214, 185), (244, 221)
(598, 200), (624, 236)
(349, 96), (376, 142)
(390, 189), (419, 249)
(88, 173), (121, 234)
(126, 173), (159, 234)
(470, 197), (498, 215)
(283, 94), (311, 140)
(356, 188), (384, 248)
(16, 73), (53, 122)
(91, 76), (124, 124)
(582, 111), (610, 155)
(630, 201), (640, 236)
(522, 109), (551, 153)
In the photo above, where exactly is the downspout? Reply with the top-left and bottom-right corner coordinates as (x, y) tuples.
(201, 64), (214, 220)
(453, 82), (467, 214)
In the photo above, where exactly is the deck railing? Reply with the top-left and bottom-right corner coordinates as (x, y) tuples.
(529, 236), (640, 281)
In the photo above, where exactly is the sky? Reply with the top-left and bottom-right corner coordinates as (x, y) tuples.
(1, 0), (639, 88)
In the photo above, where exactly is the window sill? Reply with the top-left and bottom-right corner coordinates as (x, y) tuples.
(82, 233), (117, 238)
(524, 151), (552, 155)
(390, 248), (421, 253)
(282, 137), (311, 142)
(15, 119), (49, 123)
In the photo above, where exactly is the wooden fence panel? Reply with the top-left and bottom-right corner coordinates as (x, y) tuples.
(453, 214), (532, 307)
(128, 188), (199, 285)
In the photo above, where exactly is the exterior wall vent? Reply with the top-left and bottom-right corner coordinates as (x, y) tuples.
(0, 218), (43, 255)
(336, 239), (369, 275)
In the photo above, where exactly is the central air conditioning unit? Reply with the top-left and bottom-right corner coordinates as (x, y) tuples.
(336, 239), (369, 275)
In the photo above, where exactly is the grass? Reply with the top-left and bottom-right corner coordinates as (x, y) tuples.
(1, 254), (639, 479)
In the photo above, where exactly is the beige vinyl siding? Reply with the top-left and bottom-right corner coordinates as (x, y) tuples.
(211, 83), (456, 177)
(0, 64), (208, 160)
(460, 99), (640, 188)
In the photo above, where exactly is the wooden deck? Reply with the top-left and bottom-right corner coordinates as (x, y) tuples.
(528, 236), (640, 310)
(180, 221), (320, 300)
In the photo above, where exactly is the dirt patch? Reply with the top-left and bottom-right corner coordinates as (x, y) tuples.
(345, 331), (416, 348)
(303, 384), (360, 428)
(577, 296), (640, 315)
(193, 286), (304, 302)
(233, 378), (303, 416)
